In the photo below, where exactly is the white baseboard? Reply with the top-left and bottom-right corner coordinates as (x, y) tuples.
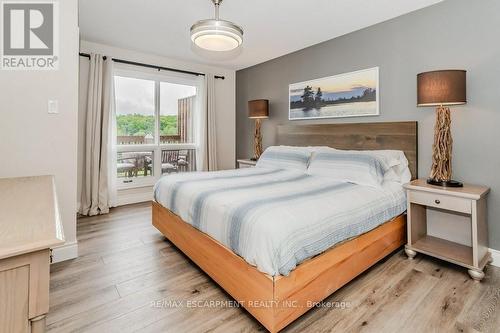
(51, 241), (78, 263)
(490, 248), (500, 268)
(116, 189), (153, 206)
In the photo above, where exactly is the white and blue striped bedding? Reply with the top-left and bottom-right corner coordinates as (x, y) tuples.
(308, 150), (390, 187)
(256, 146), (311, 171)
(154, 167), (406, 276)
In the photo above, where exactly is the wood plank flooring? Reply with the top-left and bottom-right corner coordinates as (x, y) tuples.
(48, 202), (500, 332)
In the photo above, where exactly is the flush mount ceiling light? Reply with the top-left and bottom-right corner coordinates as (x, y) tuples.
(190, 0), (243, 52)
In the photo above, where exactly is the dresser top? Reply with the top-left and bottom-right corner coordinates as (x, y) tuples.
(0, 176), (65, 260)
(404, 178), (490, 200)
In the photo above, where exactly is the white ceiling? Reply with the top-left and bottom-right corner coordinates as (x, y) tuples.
(79, 0), (443, 70)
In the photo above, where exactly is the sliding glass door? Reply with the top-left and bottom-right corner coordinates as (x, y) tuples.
(114, 67), (202, 189)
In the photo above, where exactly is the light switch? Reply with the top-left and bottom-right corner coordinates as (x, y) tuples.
(48, 100), (59, 114)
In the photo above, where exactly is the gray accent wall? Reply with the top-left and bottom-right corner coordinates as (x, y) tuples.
(236, 0), (500, 250)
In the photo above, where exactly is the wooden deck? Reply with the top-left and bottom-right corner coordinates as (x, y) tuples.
(47, 202), (500, 332)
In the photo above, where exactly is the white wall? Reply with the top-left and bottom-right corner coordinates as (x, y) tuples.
(0, 0), (79, 260)
(78, 41), (236, 206)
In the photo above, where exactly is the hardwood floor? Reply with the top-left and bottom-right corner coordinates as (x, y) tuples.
(48, 202), (500, 333)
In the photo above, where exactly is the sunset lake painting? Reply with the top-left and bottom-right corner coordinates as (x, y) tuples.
(289, 67), (379, 120)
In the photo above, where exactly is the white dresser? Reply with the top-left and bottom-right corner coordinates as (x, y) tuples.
(0, 176), (65, 333)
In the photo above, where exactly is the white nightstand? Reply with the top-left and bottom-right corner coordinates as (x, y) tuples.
(404, 179), (491, 281)
(237, 159), (257, 168)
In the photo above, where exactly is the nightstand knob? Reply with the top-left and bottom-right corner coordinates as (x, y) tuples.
(435, 199), (441, 204)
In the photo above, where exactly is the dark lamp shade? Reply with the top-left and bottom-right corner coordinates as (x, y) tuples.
(417, 70), (466, 107)
(248, 99), (269, 119)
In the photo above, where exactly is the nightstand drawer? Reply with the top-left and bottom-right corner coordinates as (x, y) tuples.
(409, 191), (471, 214)
(239, 163), (254, 169)
(237, 159), (257, 169)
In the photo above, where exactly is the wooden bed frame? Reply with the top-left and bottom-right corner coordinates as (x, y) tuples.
(152, 121), (418, 332)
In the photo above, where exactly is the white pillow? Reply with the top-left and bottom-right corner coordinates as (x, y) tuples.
(307, 150), (391, 188)
(309, 148), (411, 184)
(352, 150), (411, 184)
(256, 146), (311, 172)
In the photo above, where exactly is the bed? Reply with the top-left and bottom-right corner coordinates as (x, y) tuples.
(152, 121), (418, 332)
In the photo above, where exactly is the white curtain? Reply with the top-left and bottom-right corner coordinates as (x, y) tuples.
(80, 53), (116, 216)
(106, 63), (118, 208)
(197, 74), (218, 171)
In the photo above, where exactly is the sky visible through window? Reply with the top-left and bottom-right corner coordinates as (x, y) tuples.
(115, 76), (154, 116)
(114, 76), (196, 116)
(114, 75), (197, 140)
(160, 81), (196, 116)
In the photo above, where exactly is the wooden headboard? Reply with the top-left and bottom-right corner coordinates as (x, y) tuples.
(277, 121), (418, 179)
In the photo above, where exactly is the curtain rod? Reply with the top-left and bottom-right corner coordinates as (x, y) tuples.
(79, 52), (225, 80)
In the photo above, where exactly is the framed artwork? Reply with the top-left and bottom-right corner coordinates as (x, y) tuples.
(289, 67), (379, 120)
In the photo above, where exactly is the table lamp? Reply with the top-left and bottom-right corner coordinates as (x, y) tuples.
(417, 70), (466, 187)
(248, 99), (269, 160)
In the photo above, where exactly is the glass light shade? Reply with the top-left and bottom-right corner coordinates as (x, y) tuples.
(191, 19), (243, 52)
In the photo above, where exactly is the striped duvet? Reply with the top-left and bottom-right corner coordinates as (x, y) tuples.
(154, 167), (406, 276)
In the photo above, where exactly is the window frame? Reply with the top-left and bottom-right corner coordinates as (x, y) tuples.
(114, 66), (202, 189)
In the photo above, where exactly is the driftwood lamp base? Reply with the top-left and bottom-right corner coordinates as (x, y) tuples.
(427, 178), (463, 187)
(248, 99), (269, 161)
(428, 106), (463, 187)
(253, 118), (263, 160)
